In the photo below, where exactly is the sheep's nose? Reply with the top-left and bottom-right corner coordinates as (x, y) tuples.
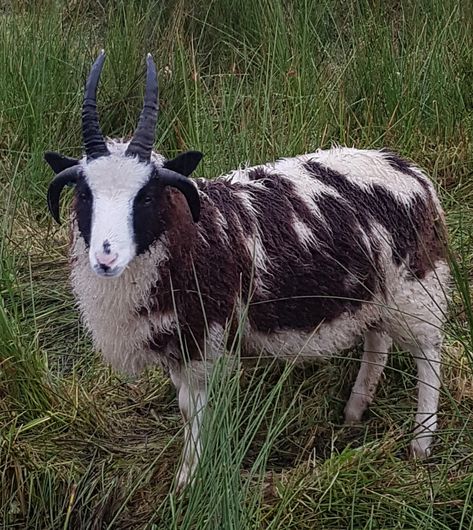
(95, 252), (118, 270)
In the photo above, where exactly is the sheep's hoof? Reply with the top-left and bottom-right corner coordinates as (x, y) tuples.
(176, 471), (189, 493)
(175, 464), (194, 493)
(343, 412), (363, 425)
(409, 437), (432, 460)
(343, 398), (366, 425)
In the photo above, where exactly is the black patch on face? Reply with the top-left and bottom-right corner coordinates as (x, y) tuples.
(74, 179), (93, 246)
(132, 178), (168, 255)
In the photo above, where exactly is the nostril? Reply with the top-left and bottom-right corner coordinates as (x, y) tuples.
(95, 252), (118, 268)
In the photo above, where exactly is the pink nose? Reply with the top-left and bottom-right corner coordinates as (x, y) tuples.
(95, 252), (118, 267)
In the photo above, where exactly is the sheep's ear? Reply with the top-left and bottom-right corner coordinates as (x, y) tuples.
(47, 166), (80, 224)
(44, 151), (80, 175)
(163, 151), (203, 177)
(157, 168), (201, 222)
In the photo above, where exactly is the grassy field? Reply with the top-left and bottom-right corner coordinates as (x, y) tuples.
(1, 0), (472, 528)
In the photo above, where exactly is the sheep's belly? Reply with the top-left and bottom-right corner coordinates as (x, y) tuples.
(244, 302), (380, 360)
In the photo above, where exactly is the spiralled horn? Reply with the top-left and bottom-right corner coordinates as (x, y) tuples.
(82, 50), (109, 159)
(126, 54), (158, 161)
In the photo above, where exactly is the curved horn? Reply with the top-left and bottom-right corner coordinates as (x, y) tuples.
(126, 54), (159, 161)
(82, 50), (109, 159)
(47, 166), (80, 224)
(157, 168), (200, 222)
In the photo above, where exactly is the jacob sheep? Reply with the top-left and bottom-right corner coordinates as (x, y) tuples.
(45, 51), (450, 489)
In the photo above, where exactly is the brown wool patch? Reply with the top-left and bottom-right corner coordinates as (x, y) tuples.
(303, 159), (446, 279)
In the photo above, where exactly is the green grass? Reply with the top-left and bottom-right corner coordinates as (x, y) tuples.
(1, 0), (472, 528)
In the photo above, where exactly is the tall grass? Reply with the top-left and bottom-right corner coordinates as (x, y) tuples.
(1, 0), (472, 528)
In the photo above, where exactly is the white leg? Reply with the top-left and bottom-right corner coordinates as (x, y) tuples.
(409, 343), (441, 458)
(170, 362), (209, 491)
(344, 330), (392, 423)
(380, 262), (449, 458)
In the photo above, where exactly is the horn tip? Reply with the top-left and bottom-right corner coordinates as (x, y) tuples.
(93, 49), (106, 65)
(90, 49), (106, 70)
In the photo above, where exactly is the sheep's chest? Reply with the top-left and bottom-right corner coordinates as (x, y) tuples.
(70, 230), (175, 374)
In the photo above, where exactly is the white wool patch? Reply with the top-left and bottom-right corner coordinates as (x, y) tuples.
(70, 224), (175, 374)
(103, 138), (166, 166)
(273, 155), (340, 197)
(381, 260), (450, 348)
(204, 323), (226, 361)
(245, 301), (382, 361)
(243, 232), (270, 294)
(222, 163), (255, 184)
(213, 205), (230, 247)
(312, 147), (426, 205)
(234, 189), (269, 293)
(293, 219), (318, 250)
(234, 187), (259, 218)
(275, 157), (340, 233)
(342, 226), (376, 292)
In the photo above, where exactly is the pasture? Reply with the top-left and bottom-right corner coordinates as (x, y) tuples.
(0, 1), (472, 528)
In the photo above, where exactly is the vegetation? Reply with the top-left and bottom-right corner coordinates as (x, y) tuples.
(0, 0), (472, 528)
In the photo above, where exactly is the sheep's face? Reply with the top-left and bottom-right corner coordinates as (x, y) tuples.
(45, 52), (202, 278)
(45, 147), (202, 279)
(79, 153), (155, 277)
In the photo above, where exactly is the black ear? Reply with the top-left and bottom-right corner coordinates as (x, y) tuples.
(44, 151), (80, 175)
(163, 151), (203, 177)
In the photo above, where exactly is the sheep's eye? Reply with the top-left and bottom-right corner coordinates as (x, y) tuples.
(79, 191), (89, 201)
(143, 195), (153, 205)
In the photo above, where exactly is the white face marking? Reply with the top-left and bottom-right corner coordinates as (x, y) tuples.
(82, 153), (153, 278)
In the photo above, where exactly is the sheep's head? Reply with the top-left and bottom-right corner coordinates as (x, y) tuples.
(45, 51), (202, 278)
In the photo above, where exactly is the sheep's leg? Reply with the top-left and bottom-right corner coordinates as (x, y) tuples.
(408, 342), (441, 458)
(344, 330), (392, 423)
(170, 362), (209, 491)
(381, 264), (448, 459)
